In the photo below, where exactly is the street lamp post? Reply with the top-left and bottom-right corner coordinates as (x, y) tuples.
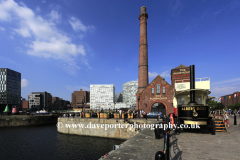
(82, 95), (85, 116)
(138, 96), (140, 119)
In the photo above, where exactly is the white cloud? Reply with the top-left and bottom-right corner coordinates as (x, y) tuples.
(148, 72), (158, 78)
(160, 71), (170, 77)
(210, 78), (240, 98)
(66, 85), (90, 91)
(21, 79), (29, 87)
(69, 16), (95, 32)
(0, 26), (5, 31)
(14, 27), (31, 37)
(149, 71), (170, 78)
(0, 0), (91, 73)
(212, 78), (240, 85)
(36, 7), (40, 12)
(48, 10), (61, 23)
(0, 56), (18, 65)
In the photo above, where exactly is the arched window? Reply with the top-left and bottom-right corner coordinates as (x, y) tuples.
(157, 84), (160, 94)
(152, 88), (154, 94)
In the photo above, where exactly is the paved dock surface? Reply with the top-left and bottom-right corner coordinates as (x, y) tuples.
(170, 115), (240, 160)
(100, 116), (240, 160)
(102, 127), (164, 160)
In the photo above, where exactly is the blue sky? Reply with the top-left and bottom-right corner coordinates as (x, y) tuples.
(0, 0), (240, 102)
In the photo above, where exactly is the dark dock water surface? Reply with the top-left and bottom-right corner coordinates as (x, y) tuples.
(0, 124), (125, 160)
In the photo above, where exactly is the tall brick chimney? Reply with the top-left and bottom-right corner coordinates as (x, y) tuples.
(137, 6), (149, 93)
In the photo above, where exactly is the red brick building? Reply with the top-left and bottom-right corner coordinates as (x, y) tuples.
(136, 75), (175, 115)
(221, 91), (240, 108)
(71, 89), (90, 109)
(171, 65), (190, 90)
(52, 97), (70, 111)
(135, 7), (191, 115)
(22, 101), (28, 111)
(136, 65), (190, 115)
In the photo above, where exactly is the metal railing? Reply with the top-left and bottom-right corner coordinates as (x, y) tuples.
(214, 109), (227, 130)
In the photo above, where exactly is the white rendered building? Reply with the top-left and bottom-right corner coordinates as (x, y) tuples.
(90, 84), (115, 110)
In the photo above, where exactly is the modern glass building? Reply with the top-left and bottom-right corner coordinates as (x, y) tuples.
(115, 92), (123, 102)
(122, 81), (138, 103)
(0, 68), (21, 112)
(90, 84), (115, 110)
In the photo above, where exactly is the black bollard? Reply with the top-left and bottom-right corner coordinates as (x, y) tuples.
(155, 124), (161, 139)
(234, 113), (237, 125)
(155, 151), (165, 160)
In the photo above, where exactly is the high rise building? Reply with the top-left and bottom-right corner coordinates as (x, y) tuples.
(28, 91), (52, 111)
(0, 68), (21, 112)
(71, 89), (90, 109)
(115, 92), (123, 102)
(90, 84), (115, 110)
(123, 81), (138, 103)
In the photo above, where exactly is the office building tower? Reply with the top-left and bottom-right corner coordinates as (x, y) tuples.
(90, 84), (115, 110)
(0, 68), (21, 111)
(123, 81), (138, 103)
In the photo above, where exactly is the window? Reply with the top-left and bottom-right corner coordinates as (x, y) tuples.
(163, 87), (165, 94)
(177, 97), (185, 105)
(196, 96), (202, 104)
(157, 84), (160, 94)
(151, 88), (154, 94)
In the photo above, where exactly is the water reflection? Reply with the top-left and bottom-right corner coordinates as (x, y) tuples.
(0, 124), (125, 160)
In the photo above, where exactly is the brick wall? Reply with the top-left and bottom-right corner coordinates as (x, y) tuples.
(137, 76), (175, 115)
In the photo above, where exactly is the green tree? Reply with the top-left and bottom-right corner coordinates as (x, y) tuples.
(216, 103), (225, 109)
(207, 100), (219, 110)
(228, 104), (235, 110)
(235, 103), (240, 110)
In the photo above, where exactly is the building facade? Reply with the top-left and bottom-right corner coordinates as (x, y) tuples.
(90, 84), (115, 110)
(0, 68), (21, 112)
(136, 75), (175, 115)
(71, 89), (90, 110)
(221, 91), (240, 108)
(28, 91), (52, 111)
(52, 97), (70, 111)
(123, 81), (138, 103)
(171, 65), (190, 90)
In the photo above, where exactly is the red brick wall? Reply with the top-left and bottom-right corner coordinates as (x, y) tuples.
(137, 6), (149, 93)
(22, 101), (28, 109)
(72, 90), (90, 109)
(171, 66), (190, 89)
(221, 92), (240, 108)
(137, 76), (175, 115)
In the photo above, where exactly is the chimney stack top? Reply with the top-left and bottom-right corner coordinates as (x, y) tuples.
(141, 6), (146, 13)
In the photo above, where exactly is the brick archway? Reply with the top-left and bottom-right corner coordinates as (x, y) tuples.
(149, 100), (168, 111)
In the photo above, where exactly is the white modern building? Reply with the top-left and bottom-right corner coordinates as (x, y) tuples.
(90, 84), (115, 110)
(122, 81), (138, 103)
(28, 91), (52, 111)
